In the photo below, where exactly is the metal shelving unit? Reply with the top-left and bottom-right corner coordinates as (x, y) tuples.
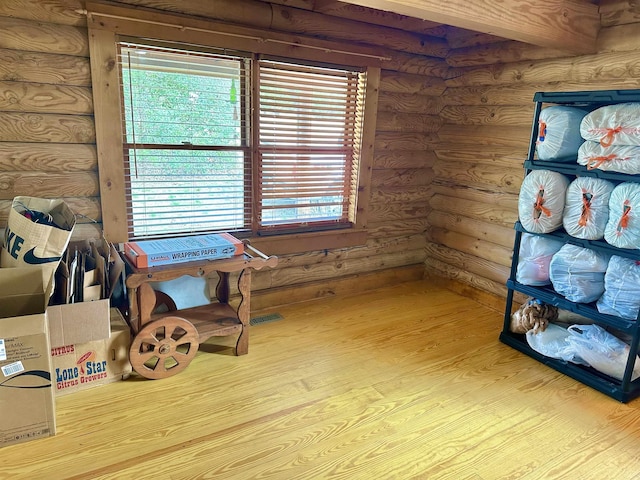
(499, 89), (640, 403)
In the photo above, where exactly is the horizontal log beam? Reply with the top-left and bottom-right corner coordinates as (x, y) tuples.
(0, 171), (98, 199)
(338, 0), (600, 54)
(0, 142), (96, 172)
(0, 197), (101, 224)
(379, 71), (446, 95)
(427, 211), (515, 249)
(0, 16), (88, 56)
(0, 81), (93, 115)
(424, 241), (510, 285)
(0, 48), (92, 87)
(251, 265), (426, 311)
(0, 112), (95, 143)
(429, 193), (517, 228)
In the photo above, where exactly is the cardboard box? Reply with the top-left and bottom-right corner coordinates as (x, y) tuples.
(124, 233), (244, 268)
(47, 299), (111, 348)
(51, 308), (131, 396)
(0, 267), (56, 447)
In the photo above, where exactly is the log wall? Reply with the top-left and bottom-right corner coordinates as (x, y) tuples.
(429, 0), (640, 308)
(2, 0), (637, 312)
(0, 0), (443, 309)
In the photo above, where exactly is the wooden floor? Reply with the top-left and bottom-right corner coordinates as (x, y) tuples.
(3, 279), (640, 479)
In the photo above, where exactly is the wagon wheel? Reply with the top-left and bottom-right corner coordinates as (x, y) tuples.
(129, 316), (199, 380)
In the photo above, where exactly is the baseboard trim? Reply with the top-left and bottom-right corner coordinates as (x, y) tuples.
(251, 264), (425, 312)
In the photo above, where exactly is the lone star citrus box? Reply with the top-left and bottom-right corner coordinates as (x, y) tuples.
(51, 308), (131, 396)
(123, 233), (244, 268)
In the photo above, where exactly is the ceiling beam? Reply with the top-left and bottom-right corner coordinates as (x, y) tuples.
(336, 0), (600, 54)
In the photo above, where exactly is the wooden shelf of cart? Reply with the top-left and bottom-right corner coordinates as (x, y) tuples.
(123, 244), (278, 379)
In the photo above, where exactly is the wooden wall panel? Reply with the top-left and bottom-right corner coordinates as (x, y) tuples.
(0, 197), (100, 223)
(0, 142), (96, 171)
(447, 41), (574, 68)
(0, 0), (440, 307)
(0, 171), (98, 199)
(0, 112), (94, 143)
(0, 81), (93, 114)
(0, 16), (88, 55)
(0, 0), (86, 26)
(379, 71), (446, 95)
(599, 0), (640, 27)
(4, 0), (637, 310)
(116, 0), (448, 57)
(430, 4), (640, 307)
(447, 51), (640, 87)
(0, 48), (91, 86)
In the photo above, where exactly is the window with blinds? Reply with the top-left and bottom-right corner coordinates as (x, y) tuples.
(258, 60), (363, 232)
(118, 41), (366, 240)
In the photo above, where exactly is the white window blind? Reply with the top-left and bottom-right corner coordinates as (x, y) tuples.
(257, 60), (364, 231)
(119, 43), (251, 239)
(118, 41), (367, 240)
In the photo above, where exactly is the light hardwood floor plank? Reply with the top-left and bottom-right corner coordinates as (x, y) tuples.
(2, 280), (640, 480)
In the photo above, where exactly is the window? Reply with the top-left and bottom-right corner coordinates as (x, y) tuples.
(120, 44), (250, 238)
(87, 4), (380, 250)
(119, 42), (367, 240)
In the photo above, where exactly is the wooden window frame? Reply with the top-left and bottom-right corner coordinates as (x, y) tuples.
(87, 2), (380, 254)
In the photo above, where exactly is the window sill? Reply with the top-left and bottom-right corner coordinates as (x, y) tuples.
(247, 228), (367, 256)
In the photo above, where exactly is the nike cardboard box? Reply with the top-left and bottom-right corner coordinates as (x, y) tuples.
(0, 267), (56, 448)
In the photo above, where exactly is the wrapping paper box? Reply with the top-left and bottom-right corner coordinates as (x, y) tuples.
(124, 233), (244, 268)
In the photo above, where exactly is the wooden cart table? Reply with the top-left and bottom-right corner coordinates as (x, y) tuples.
(123, 244), (277, 379)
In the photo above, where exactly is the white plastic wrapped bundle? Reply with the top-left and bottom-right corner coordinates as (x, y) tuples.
(562, 177), (614, 240)
(536, 106), (588, 161)
(604, 182), (640, 249)
(549, 244), (610, 303)
(526, 323), (588, 365)
(580, 103), (640, 146)
(518, 170), (569, 233)
(577, 141), (640, 174)
(566, 324), (640, 381)
(597, 255), (640, 320)
(516, 233), (564, 285)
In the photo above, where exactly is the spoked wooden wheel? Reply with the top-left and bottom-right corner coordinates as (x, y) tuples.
(129, 316), (199, 380)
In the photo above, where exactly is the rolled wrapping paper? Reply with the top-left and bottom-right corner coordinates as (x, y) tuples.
(562, 176), (614, 240)
(518, 170), (569, 234)
(536, 106), (588, 161)
(549, 243), (610, 303)
(577, 141), (640, 174)
(580, 103), (640, 147)
(516, 233), (564, 286)
(597, 255), (640, 320)
(604, 182), (640, 249)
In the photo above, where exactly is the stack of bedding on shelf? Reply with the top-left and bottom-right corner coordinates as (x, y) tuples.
(514, 102), (640, 381)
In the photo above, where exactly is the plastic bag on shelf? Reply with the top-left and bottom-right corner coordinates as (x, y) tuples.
(562, 176), (614, 240)
(549, 244), (610, 303)
(577, 141), (640, 174)
(597, 255), (640, 320)
(536, 106), (588, 161)
(566, 324), (640, 381)
(526, 323), (588, 365)
(518, 170), (569, 234)
(516, 233), (564, 285)
(580, 102), (640, 147)
(604, 182), (640, 250)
